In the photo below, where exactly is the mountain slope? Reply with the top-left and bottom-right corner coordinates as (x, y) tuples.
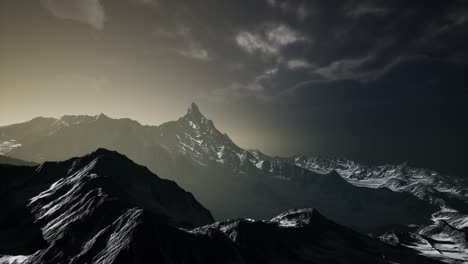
(0, 148), (213, 258)
(293, 156), (468, 207)
(0, 151), (444, 264)
(0, 155), (36, 166)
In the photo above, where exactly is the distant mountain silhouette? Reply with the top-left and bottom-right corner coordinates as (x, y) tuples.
(0, 155), (36, 166)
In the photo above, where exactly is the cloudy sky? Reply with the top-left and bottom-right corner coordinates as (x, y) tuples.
(1, 0), (467, 174)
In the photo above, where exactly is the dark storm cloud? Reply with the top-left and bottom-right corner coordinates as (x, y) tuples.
(142, 0), (467, 105)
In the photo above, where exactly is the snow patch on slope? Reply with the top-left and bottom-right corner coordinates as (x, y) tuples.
(0, 140), (22, 155)
(0, 254), (32, 264)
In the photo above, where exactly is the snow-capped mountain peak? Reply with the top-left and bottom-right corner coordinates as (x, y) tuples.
(169, 103), (246, 167)
(183, 103), (207, 124)
(187, 102), (202, 116)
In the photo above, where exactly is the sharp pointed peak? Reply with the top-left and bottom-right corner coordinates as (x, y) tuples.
(184, 102), (207, 121)
(189, 102), (199, 111)
(97, 113), (110, 119)
(187, 102), (202, 115)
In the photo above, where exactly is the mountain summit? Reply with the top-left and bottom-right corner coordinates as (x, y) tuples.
(186, 102), (202, 118)
(181, 102), (215, 131)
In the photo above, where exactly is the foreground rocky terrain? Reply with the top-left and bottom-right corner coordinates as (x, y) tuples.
(0, 149), (445, 264)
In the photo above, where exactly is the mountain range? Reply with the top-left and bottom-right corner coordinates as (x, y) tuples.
(0, 104), (439, 230)
(1, 103), (468, 262)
